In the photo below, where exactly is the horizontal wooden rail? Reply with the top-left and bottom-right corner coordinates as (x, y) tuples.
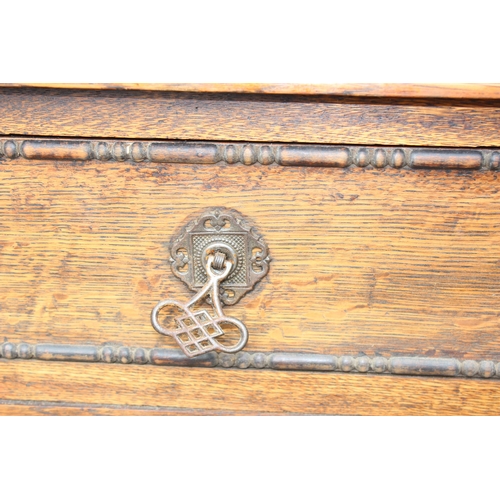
(1, 138), (499, 170)
(2, 83), (500, 99)
(1, 342), (498, 379)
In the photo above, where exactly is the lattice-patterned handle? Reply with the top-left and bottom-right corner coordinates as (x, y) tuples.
(151, 254), (249, 358)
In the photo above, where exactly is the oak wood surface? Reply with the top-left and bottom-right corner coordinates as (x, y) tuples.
(1, 88), (500, 147)
(2, 85), (500, 416)
(1, 158), (500, 361)
(3, 83), (500, 99)
(0, 400), (272, 416)
(1, 360), (499, 416)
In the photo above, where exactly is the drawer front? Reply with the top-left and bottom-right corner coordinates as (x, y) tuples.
(1, 89), (500, 415)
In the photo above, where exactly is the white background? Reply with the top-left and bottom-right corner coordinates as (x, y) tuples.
(3, 1), (499, 82)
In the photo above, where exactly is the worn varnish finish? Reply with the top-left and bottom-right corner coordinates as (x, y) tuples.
(3, 83), (500, 99)
(1, 157), (500, 361)
(0, 400), (281, 416)
(1, 360), (499, 416)
(1, 88), (500, 147)
(1, 84), (500, 415)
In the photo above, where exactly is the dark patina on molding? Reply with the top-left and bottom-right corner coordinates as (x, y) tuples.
(1, 342), (498, 379)
(0, 138), (499, 170)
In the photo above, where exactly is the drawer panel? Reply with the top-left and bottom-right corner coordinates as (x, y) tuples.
(1, 138), (500, 364)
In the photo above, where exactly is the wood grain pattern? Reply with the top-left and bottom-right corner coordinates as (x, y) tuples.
(3, 83), (500, 99)
(1, 88), (500, 147)
(0, 400), (271, 416)
(2, 85), (500, 416)
(1, 158), (500, 360)
(1, 359), (499, 415)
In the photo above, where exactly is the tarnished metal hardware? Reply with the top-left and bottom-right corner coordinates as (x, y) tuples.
(151, 254), (248, 357)
(169, 207), (270, 306)
(151, 207), (270, 357)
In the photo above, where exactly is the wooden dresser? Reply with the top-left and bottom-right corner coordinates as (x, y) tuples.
(1, 83), (500, 416)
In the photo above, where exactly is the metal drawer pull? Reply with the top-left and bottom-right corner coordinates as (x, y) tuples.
(151, 208), (270, 358)
(151, 252), (248, 357)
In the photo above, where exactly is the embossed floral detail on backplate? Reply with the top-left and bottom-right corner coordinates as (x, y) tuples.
(169, 207), (270, 306)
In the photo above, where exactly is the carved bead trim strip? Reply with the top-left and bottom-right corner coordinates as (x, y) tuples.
(1, 138), (500, 170)
(1, 342), (499, 379)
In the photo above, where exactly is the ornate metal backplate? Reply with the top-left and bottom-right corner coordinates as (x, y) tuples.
(170, 207), (270, 306)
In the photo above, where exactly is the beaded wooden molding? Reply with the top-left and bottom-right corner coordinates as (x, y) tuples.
(1, 137), (500, 170)
(1, 342), (499, 379)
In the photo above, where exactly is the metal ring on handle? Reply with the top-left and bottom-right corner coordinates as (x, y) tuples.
(211, 316), (249, 353)
(202, 242), (238, 277)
